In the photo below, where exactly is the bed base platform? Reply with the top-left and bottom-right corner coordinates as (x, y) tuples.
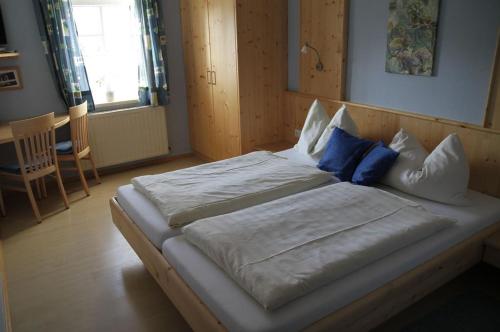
(110, 197), (500, 332)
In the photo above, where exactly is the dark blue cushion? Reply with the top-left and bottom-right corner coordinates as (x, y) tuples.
(56, 140), (73, 155)
(352, 141), (399, 186)
(0, 159), (54, 174)
(0, 163), (21, 174)
(317, 128), (374, 181)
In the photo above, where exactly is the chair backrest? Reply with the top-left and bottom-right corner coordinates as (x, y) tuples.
(69, 101), (89, 155)
(10, 113), (57, 178)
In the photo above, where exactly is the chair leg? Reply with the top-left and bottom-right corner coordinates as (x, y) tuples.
(24, 180), (42, 223)
(41, 177), (48, 198)
(35, 178), (42, 200)
(75, 157), (90, 196)
(0, 189), (6, 217)
(54, 167), (70, 209)
(88, 152), (101, 184)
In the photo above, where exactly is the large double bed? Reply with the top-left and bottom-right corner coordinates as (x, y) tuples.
(116, 149), (332, 249)
(110, 93), (500, 332)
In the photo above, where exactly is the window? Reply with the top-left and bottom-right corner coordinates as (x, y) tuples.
(72, 0), (143, 110)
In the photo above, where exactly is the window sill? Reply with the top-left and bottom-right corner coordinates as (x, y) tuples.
(88, 105), (166, 118)
(94, 100), (141, 112)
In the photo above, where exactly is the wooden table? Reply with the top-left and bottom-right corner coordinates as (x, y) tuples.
(0, 115), (69, 145)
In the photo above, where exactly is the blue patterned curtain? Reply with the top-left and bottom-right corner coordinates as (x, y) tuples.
(33, 0), (95, 111)
(135, 0), (169, 106)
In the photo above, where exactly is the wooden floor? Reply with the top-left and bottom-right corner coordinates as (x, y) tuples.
(0, 156), (202, 332)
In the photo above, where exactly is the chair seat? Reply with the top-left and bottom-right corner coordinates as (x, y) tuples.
(56, 141), (73, 155)
(0, 164), (22, 174)
(0, 158), (54, 175)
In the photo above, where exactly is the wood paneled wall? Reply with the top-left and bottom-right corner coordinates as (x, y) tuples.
(299, 0), (348, 100)
(284, 91), (500, 198)
(484, 31), (500, 130)
(236, 0), (288, 153)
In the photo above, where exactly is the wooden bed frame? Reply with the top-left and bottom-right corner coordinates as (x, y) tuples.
(111, 198), (500, 332)
(110, 92), (500, 331)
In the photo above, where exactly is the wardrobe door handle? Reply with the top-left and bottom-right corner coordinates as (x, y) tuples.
(207, 69), (212, 85)
(212, 71), (217, 85)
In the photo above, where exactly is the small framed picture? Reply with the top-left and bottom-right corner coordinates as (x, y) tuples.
(0, 66), (23, 91)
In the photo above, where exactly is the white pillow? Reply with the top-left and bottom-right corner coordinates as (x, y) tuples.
(382, 129), (469, 205)
(295, 99), (329, 154)
(311, 104), (358, 158)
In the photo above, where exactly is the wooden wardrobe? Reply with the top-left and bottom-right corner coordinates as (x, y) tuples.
(180, 0), (288, 160)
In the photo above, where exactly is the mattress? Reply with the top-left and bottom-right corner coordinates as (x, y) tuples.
(162, 188), (500, 332)
(116, 148), (328, 249)
(117, 184), (182, 248)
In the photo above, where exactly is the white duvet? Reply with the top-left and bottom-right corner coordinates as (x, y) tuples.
(183, 182), (455, 310)
(132, 151), (332, 228)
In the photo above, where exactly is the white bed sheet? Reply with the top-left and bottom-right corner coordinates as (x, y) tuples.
(116, 148), (327, 249)
(162, 188), (500, 332)
(117, 184), (182, 249)
(274, 148), (318, 167)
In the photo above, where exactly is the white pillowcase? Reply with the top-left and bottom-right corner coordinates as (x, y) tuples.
(382, 129), (470, 205)
(295, 99), (329, 154)
(311, 104), (359, 158)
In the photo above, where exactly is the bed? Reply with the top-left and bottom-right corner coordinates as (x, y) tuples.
(116, 149), (333, 248)
(111, 184), (500, 332)
(162, 186), (500, 332)
(110, 93), (500, 332)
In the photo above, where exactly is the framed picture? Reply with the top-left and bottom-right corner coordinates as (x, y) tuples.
(0, 66), (23, 90)
(386, 0), (440, 76)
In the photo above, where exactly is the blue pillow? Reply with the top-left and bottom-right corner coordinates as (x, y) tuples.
(317, 128), (373, 181)
(352, 141), (399, 186)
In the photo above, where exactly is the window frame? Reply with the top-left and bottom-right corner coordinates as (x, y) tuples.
(73, 0), (142, 111)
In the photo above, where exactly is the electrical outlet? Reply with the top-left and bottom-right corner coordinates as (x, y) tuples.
(294, 129), (302, 138)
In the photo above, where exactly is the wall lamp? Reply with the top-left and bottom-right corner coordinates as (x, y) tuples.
(301, 42), (324, 72)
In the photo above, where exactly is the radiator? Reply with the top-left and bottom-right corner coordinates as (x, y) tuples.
(87, 106), (169, 168)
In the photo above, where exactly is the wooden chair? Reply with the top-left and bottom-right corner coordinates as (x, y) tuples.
(57, 101), (101, 196)
(0, 189), (5, 217)
(0, 113), (69, 223)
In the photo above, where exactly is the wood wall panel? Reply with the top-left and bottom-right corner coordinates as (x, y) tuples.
(284, 91), (500, 198)
(236, 0), (288, 153)
(299, 0), (348, 100)
(484, 31), (500, 130)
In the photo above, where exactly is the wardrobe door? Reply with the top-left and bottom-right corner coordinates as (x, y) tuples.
(180, 0), (216, 159)
(236, 0), (288, 153)
(208, 0), (242, 159)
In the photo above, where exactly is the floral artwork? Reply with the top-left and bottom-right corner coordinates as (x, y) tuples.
(386, 0), (440, 76)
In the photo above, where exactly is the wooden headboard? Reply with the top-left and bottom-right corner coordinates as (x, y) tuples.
(283, 91), (500, 198)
